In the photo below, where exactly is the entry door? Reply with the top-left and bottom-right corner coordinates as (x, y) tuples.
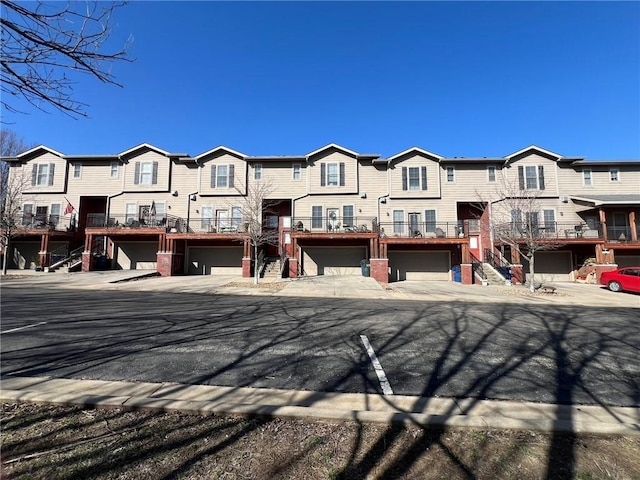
(408, 213), (420, 236)
(216, 210), (228, 230)
(327, 208), (339, 231)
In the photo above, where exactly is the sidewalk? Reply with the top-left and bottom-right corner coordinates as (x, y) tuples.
(2, 375), (638, 435)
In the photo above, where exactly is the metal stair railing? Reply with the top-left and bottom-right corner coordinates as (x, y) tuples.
(470, 252), (487, 281)
(49, 245), (84, 270)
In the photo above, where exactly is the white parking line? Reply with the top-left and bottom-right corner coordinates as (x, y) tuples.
(1, 322), (47, 334)
(360, 334), (394, 395)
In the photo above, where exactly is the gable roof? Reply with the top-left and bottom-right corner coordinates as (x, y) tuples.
(306, 143), (359, 158)
(192, 146), (246, 161)
(505, 145), (562, 162)
(1, 145), (65, 162)
(119, 143), (187, 158)
(385, 147), (443, 163)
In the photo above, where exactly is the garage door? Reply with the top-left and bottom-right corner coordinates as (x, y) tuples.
(116, 242), (157, 270)
(302, 247), (366, 276)
(616, 255), (640, 268)
(188, 246), (242, 275)
(388, 251), (450, 281)
(524, 251), (572, 282)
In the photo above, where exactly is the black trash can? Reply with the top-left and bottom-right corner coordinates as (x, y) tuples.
(360, 259), (371, 277)
(452, 265), (461, 282)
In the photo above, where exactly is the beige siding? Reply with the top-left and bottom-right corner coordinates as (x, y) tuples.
(251, 161), (308, 198)
(558, 164), (640, 196)
(502, 153), (559, 196)
(198, 153), (248, 196)
(67, 161), (123, 196)
(308, 151), (358, 195)
(389, 153), (440, 199)
(19, 151), (67, 194)
(123, 150), (171, 192)
(167, 161), (200, 199)
(440, 163), (504, 202)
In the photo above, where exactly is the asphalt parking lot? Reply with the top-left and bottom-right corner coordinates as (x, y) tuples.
(2, 272), (639, 408)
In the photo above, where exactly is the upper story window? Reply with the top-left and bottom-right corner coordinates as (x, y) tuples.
(210, 164), (235, 188)
(487, 166), (496, 182)
(402, 166), (428, 191)
(518, 165), (545, 190)
(610, 168), (619, 182)
(254, 164), (262, 181)
(292, 163), (301, 180)
(31, 163), (55, 186)
(583, 169), (592, 186)
(446, 166), (455, 183)
(134, 161), (158, 185)
(110, 162), (119, 179)
(73, 163), (82, 178)
(320, 162), (345, 187)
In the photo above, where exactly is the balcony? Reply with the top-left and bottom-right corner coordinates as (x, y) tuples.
(86, 213), (250, 235)
(291, 217), (378, 234)
(494, 222), (604, 240)
(378, 221), (465, 239)
(11, 214), (71, 232)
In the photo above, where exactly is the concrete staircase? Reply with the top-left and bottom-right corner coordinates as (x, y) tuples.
(49, 246), (83, 273)
(261, 257), (282, 280)
(481, 263), (509, 286)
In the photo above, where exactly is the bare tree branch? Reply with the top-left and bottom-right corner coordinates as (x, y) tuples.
(0, 0), (132, 117)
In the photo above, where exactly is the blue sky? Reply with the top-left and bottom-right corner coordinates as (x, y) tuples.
(4, 1), (640, 159)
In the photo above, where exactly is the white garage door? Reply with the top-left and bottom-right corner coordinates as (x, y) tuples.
(616, 255), (640, 268)
(302, 247), (366, 276)
(388, 251), (450, 281)
(116, 242), (157, 270)
(188, 246), (243, 275)
(524, 251), (573, 282)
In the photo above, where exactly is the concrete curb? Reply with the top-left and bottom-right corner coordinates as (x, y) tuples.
(2, 376), (639, 436)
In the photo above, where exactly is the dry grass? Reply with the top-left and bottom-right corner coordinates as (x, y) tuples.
(2, 402), (639, 480)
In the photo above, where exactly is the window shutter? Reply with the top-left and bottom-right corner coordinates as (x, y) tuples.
(31, 164), (37, 185)
(421, 166), (428, 190)
(48, 163), (55, 185)
(402, 167), (408, 190)
(210, 165), (216, 188)
(339, 163), (345, 186)
(320, 163), (326, 186)
(538, 165), (545, 190)
(228, 164), (235, 188)
(152, 162), (158, 184)
(134, 162), (140, 185)
(518, 166), (524, 190)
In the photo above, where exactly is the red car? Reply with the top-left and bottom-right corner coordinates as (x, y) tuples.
(600, 267), (640, 293)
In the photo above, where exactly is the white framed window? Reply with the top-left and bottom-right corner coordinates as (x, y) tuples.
(311, 206), (323, 229)
(125, 203), (137, 223)
(50, 203), (61, 226)
(446, 166), (455, 183)
(342, 205), (354, 227)
(402, 166), (428, 190)
(610, 168), (619, 182)
(201, 206), (213, 230)
(393, 210), (404, 234)
(210, 164), (235, 188)
(487, 166), (496, 182)
(583, 169), (592, 186)
(320, 162), (345, 187)
(327, 163), (338, 186)
(73, 163), (82, 178)
(292, 163), (301, 180)
(254, 163), (262, 181)
(110, 162), (119, 179)
(134, 161), (158, 185)
(518, 165), (545, 190)
(21, 203), (33, 226)
(425, 209), (437, 232)
(408, 167), (420, 190)
(30, 163), (55, 186)
(231, 206), (243, 227)
(543, 209), (556, 233)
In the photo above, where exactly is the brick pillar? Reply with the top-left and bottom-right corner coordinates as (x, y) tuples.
(242, 257), (252, 278)
(39, 234), (50, 268)
(82, 252), (93, 272)
(461, 264), (473, 285)
(594, 264), (617, 283)
(157, 252), (174, 276)
(510, 264), (523, 285)
(370, 258), (388, 284)
(288, 257), (298, 278)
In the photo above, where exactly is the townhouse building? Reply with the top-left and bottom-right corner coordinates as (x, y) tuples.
(2, 143), (639, 285)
